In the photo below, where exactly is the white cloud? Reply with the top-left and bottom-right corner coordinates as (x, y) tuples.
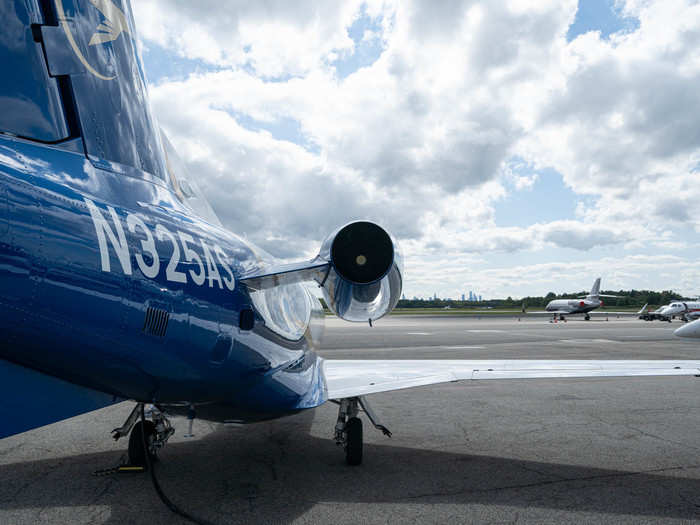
(138, 0), (700, 296)
(134, 1), (369, 77)
(518, 0), (700, 231)
(405, 253), (700, 300)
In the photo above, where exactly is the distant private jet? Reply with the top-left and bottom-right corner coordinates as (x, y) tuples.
(529, 278), (625, 321)
(649, 301), (700, 322)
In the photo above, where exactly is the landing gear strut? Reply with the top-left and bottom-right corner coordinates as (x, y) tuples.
(334, 396), (391, 465)
(112, 403), (175, 466)
(584, 314), (590, 321)
(128, 419), (156, 466)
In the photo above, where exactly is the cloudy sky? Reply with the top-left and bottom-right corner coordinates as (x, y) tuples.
(133, 0), (700, 299)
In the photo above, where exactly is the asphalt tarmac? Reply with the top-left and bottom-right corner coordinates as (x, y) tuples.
(2, 316), (700, 524)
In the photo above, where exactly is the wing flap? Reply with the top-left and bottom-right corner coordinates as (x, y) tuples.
(323, 359), (700, 399)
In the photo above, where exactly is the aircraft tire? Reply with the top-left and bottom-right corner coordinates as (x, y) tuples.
(345, 417), (363, 466)
(128, 420), (157, 466)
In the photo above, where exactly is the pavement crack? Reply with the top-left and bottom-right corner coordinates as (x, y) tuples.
(590, 414), (700, 451)
(399, 464), (700, 501)
(621, 423), (700, 451)
(91, 477), (115, 504)
(516, 462), (567, 481)
(11, 460), (63, 500)
(678, 490), (700, 509)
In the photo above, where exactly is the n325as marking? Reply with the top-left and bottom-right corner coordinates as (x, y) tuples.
(85, 198), (235, 291)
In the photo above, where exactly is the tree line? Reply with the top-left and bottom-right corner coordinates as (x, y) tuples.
(397, 289), (689, 309)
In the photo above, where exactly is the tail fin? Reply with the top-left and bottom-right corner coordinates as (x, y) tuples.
(590, 277), (601, 297)
(637, 303), (648, 315)
(1, 0), (167, 179)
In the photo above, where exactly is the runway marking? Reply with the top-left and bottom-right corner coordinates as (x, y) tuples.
(442, 345), (486, 349)
(406, 332), (432, 335)
(467, 329), (505, 333)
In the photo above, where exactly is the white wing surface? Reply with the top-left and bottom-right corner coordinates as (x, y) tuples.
(322, 359), (700, 399)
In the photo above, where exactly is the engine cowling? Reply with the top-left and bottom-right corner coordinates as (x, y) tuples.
(318, 221), (402, 322)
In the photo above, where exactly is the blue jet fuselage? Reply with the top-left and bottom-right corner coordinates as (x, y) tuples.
(0, 0), (403, 436)
(0, 135), (326, 423)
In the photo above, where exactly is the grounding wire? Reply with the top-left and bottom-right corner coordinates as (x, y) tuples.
(140, 404), (216, 525)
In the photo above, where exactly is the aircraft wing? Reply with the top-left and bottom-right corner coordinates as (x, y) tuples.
(322, 359), (700, 399)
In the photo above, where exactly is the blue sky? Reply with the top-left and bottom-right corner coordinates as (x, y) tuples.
(331, 6), (385, 79)
(567, 0), (640, 41)
(495, 167), (582, 227)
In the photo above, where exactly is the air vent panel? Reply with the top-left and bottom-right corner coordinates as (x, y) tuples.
(143, 306), (169, 337)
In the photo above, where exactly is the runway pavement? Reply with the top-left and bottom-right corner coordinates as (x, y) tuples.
(2, 316), (700, 524)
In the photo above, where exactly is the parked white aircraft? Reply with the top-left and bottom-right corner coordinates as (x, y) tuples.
(531, 278), (627, 321)
(650, 301), (700, 322)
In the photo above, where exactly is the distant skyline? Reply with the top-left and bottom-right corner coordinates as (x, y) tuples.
(136, 0), (700, 299)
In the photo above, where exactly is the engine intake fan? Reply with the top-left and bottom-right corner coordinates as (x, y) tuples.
(320, 221), (402, 322)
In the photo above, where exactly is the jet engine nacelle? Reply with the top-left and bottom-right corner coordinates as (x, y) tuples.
(319, 221), (403, 322)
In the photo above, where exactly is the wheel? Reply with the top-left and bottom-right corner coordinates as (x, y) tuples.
(584, 315), (590, 321)
(128, 420), (157, 466)
(345, 417), (363, 466)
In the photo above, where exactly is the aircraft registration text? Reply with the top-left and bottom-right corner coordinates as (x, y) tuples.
(85, 198), (235, 290)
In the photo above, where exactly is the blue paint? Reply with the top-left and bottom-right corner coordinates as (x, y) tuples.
(0, 359), (120, 439)
(567, 0), (640, 42)
(0, 0), (70, 142)
(39, 0), (169, 180)
(0, 0), (333, 438)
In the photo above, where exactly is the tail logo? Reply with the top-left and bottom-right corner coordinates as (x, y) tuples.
(54, 0), (132, 81)
(87, 0), (131, 46)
